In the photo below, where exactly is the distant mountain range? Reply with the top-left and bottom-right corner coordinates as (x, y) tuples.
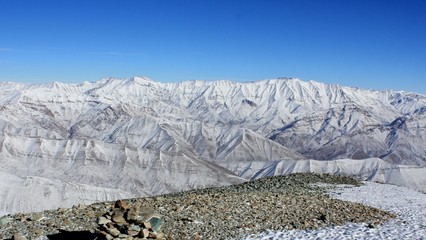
(1, 76), (425, 214)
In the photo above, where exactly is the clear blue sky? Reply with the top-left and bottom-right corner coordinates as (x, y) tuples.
(1, 0), (425, 93)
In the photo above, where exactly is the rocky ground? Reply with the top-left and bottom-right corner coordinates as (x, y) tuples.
(0, 173), (396, 240)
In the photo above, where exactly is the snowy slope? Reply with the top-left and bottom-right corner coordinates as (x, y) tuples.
(0, 170), (134, 214)
(0, 76), (425, 214)
(226, 158), (426, 193)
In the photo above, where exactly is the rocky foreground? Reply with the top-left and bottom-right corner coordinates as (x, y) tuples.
(0, 173), (396, 240)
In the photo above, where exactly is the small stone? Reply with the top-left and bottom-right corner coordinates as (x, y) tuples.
(13, 234), (27, 240)
(105, 221), (115, 229)
(192, 233), (202, 240)
(45, 220), (54, 227)
(0, 216), (12, 225)
(15, 213), (26, 222)
(33, 229), (44, 236)
(148, 217), (162, 232)
(138, 209), (162, 231)
(129, 224), (142, 232)
(86, 210), (96, 218)
(142, 221), (151, 229)
(155, 232), (165, 240)
(127, 204), (141, 221)
(149, 232), (159, 239)
(63, 219), (71, 225)
(367, 222), (378, 228)
(30, 213), (44, 221)
(97, 216), (111, 225)
(73, 204), (84, 210)
(31, 236), (48, 240)
(107, 227), (121, 237)
(127, 230), (139, 236)
(140, 228), (150, 238)
(115, 200), (129, 210)
(112, 210), (127, 224)
(98, 231), (113, 240)
(181, 216), (194, 222)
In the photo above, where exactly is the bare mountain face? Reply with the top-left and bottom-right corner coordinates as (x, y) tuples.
(1, 77), (425, 214)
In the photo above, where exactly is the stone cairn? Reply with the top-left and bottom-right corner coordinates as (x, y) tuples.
(96, 200), (165, 240)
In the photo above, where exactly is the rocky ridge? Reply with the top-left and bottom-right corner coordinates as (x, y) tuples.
(0, 173), (395, 240)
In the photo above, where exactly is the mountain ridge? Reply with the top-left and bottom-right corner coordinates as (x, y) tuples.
(0, 76), (425, 214)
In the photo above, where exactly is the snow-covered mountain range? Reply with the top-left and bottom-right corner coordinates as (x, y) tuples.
(1, 76), (425, 214)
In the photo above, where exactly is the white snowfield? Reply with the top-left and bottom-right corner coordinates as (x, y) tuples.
(0, 77), (425, 215)
(227, 158), (426, 193)
(244, 181), (426, 240)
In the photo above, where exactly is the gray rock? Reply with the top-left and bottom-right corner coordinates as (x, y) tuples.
(13, 234), (27, 240)
(111, 210), (126, 224)
(148, 216), (162, 232)
(30, 213), (44, 221)
(140, 228), (149, 238)
(114, 200), (129, 210)
(127, 204), (141, 222)
(0, 216), (12, 225)
(142, 221), (151, 229)
(32, 236), (49, 240)
(128, 224), (141, 232)
(106, 227), (120, 237)
(97, 216), (111, 225)
(127, 229), (139, 236)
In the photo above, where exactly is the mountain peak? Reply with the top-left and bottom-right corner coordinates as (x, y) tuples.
(133, 76), (155, 82)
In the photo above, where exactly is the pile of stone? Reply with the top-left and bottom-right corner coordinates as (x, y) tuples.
(96, 200), (165, 240)
(0, 199), (165, 240)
